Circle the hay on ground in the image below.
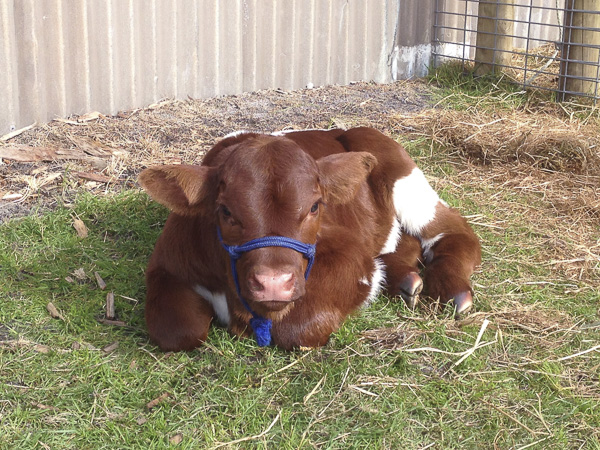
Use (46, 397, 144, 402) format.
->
(392, 108, 600, 175)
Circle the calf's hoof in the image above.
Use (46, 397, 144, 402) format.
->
(449, 291, 473, 316)
(394, 272, 423, 310)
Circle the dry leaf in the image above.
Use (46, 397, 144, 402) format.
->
(64, 276, 75, 283)
(0, 123, 35, 141)
(73, 268, 86, 280)
(146, 392, 170, 409)
(70, 136, 113, 157)
(73, 218, 88, 238)
(30, 166, 48, 175)
(37, 172, 62, 188)
(76, 171, 112, 183)
(54, 118, 82, 125)
(1, 193, 23, 201)
(94, 271, 107, 290)
(102, 341, 119, 353)
(33, 402, 58, 411)
(78, 111, 103, 122)
(136, 417, 147, 425)
(0, 145, 83, 162)
(46, 302, 64, 320)
(169, 433, 183, 445)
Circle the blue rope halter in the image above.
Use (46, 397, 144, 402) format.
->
(217, 227, 316, 346)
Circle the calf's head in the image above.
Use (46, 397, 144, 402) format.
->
(139, 134, 376, 317)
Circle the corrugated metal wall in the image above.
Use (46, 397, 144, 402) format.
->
(1, 0, 403, 134)
(0, 0, 562, 135)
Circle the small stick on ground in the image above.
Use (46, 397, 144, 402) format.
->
(319, 366, 351, 417)
(97, 318, 127, 327)
(106, 292, 115, 320)
(211, 411, 281, 449)
(262, 351, 312, 381)
(454, 319, 490, 367)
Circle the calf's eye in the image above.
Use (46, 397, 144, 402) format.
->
(310, 202, 319, 214)
(220, 205, 232, 217)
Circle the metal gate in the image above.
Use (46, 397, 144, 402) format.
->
(433, 0, 600, 102)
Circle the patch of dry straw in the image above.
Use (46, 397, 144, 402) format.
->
(392, 108, 600, 175)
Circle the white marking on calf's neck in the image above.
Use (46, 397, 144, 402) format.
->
(380, 217, 401, 255)
(364, 258, 386, 305)
(193, 285, 230, 325)
(392, 167, 441, 234)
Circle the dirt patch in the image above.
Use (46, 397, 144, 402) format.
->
(0, 80, 431, 222)
(0, 78, 598, 240)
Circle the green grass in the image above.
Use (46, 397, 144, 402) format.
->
(1, 72, 599, 447)
(2, 169, 598, 448)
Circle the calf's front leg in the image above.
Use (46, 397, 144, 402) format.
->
(146, 267, 214, 351)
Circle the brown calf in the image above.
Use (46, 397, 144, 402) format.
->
(139, 127, 481, 351)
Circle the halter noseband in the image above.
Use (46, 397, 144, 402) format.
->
(217, 227, 317, 346)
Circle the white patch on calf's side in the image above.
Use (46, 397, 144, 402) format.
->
(421, 233, 445, 263)
(193, 285, 230, 325)
(380, 217, 401, 255)
(392, 168, 440, 235)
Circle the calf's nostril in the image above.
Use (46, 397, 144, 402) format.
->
(248, 275, 265, 292)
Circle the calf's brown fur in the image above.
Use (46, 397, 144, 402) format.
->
(139, 128, 481, 351)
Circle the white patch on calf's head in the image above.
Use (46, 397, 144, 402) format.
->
(223, 130, 253, 139)
(193, 285, 229, 326)
(392, 168, 441, 234)
(271, 128, 338, 136)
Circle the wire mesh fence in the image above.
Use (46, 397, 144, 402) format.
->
(433, 0, 600, 103)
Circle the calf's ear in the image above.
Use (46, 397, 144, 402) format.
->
(317, 152, 377, 204)
(138, 165, 216, 215)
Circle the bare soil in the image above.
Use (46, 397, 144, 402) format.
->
(0, 80, 431, 223)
